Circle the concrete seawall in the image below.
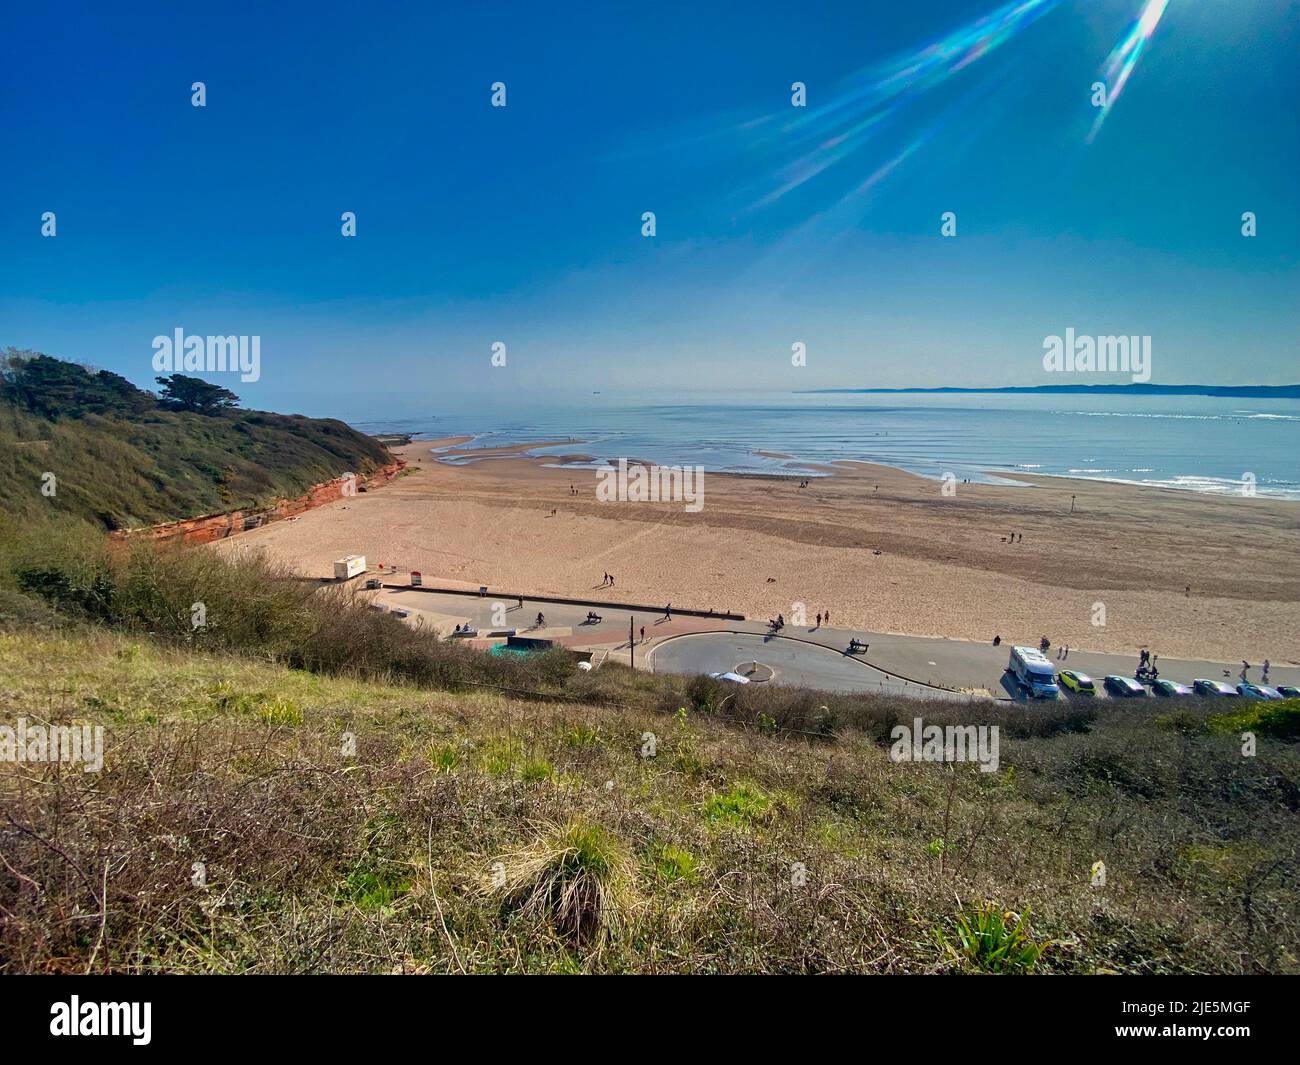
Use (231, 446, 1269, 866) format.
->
(387, 583, 745, 621)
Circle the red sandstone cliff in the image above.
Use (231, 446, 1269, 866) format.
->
(109, 461, 406, 547)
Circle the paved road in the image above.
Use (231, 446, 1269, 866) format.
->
(646, 631, 975, 700)
(373, 586, 1300, 700)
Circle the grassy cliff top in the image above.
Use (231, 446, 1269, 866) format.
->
(2, 618, 1296, 974)
(0, 350, 393, 530)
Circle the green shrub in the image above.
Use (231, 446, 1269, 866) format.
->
(648, 843, 698, 883)
(938, 903, 1051, 974)
(1204, 699, 1300, 742)
(701, 783, 771, 826)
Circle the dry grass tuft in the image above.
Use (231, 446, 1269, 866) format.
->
(483, 820, 640, 951)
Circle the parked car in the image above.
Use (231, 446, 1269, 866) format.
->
(1276, 685, 1300, 699)
(1238, 683, 1283, 700)
(1104, 675, 1147, 698)
(1193, 679, 1239, 697)
(709, 671, 751, 684)
(364, 578, 383, 589)
(1057, 670, 1096, 696)
(1151, 679, 1193, 698)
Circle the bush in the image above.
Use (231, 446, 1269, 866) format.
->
(1205, 699, 1300, 743)
(938, 902, 1052, 974)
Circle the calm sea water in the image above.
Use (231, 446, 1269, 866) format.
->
(353, 391, 1300, 500)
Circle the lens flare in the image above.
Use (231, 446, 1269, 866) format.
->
(747, 0, 1064, 210)
(1087, 0, 1172, 143)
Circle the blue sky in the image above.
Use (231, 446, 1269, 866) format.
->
(2, 0, 1297, 419)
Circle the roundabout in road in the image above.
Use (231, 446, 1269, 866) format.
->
(647, 630, 967, 699)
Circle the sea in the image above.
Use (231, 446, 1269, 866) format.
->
(352, 391, 1300, 501)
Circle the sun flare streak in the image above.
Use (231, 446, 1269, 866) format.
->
(741, 0, 1064, 210)
(1087, 0, 1172, 143)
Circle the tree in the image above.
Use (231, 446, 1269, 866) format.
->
(155, 374, 240, 414)
(1, 349, 156, 418)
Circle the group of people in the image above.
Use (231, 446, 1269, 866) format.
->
(1136, 648, 1160, 681)
(764, 610, 831, 630)
(1239, 659, 1271, 683)
(601, 572, 616, 587)
(584, 611, 603, 623)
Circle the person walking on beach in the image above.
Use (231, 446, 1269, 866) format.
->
(609, 575, 614, 587)
(664, 603, 672, 620)
(824, 610, 830, 625)
(1241, 660, 1250, 682)
(640, 625, 646, 644)
(1263, 659, 1271, 683)
(1062, 645, 1069, 660)
(815, 612, 822, 628)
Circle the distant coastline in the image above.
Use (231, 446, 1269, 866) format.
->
(803, 383, 1300, 398)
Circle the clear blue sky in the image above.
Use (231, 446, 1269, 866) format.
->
(2, 0, 1297, 419)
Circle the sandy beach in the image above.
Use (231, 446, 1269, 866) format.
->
(211, 437, 1300, 664)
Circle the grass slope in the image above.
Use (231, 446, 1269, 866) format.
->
(1, 355, 392, 530)
(2, 621, 1296, 974)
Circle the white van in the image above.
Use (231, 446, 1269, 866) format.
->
(333, 554, 366, 581)
(1008, 646, 1060, 699)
